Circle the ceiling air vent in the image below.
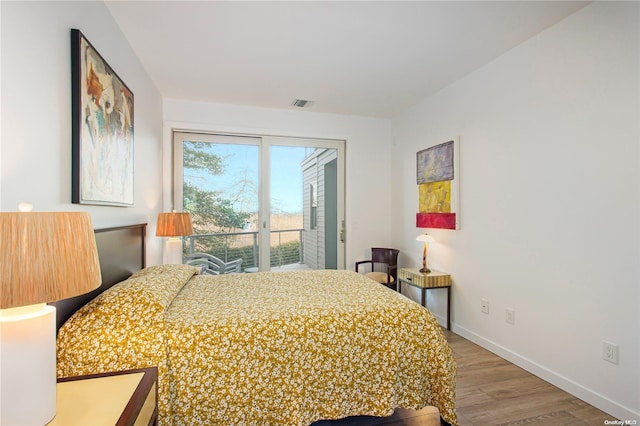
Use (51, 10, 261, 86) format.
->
(291, 99, 314, 108)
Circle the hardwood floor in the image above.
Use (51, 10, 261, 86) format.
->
(313, 329, 614, 425)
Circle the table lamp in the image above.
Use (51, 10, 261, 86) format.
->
(416, 233, 435, 273)
(156, 211, 193, 264)
(0, 209, 101, 425)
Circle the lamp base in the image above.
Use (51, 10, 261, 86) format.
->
(419, 267, 431, 273)
(163, 237, 184, 264)
(0, 304, 56, 426)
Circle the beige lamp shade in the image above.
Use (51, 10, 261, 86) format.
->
(156, 212, 193, 237)
(0, 212, 102, 309)
(416, 233, 435, 243)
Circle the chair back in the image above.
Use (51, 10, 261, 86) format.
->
(371, 247, 399, 282)
(371, 247, 399, 266)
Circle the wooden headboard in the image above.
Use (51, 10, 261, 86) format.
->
(51, 223, 147, 331)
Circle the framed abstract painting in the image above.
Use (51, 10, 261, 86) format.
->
(416, 138, 460, 230)
(71, 29, 134, 207)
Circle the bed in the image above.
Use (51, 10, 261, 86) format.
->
(55, 224, 457, 425)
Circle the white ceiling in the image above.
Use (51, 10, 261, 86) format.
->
(105, 1, 589, 119)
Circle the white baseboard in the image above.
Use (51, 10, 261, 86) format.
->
(451, 323, 640, 422)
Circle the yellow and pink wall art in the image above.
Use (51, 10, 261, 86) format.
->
(416, 139, 459, 230)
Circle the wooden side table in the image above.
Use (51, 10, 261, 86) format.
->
(398, 268, 452, 330)
(49, 367, 158, 426)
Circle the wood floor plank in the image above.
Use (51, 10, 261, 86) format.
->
(474, 375, 558, 400)
(455, 387, 496, 408)
(494, 410, 584, 425)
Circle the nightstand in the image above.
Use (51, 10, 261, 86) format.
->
(398, 268, 452, 330)
(49, 367, 157, 426)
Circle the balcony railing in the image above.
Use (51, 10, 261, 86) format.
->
(184, 228, 304, 271)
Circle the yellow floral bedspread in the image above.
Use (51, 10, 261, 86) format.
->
(57, 265, 457, 425)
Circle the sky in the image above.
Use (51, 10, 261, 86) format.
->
(271, 145, 308, 214)
(184, 142, 308, 214)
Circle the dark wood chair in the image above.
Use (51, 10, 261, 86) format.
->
(355, 247, 400, 290)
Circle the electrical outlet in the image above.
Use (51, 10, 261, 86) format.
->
(602, 341, 619, 364)
(481, 298, 489, 314)
(506, 308, 515, 325)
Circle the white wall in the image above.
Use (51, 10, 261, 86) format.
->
(3, 0, 637, 419)
(163, 99, 393, 268)
(1, 1, 164, 264)
(391, 2, 639, 420)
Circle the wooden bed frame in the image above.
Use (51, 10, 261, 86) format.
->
(51, 223, 147, 331)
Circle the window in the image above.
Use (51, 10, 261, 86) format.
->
(310, 183, 317, 230)
(173, 132, 345, 271)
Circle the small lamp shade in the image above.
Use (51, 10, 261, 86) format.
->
(416, 233, 435, 244)
(156, 212, 193, 237)
(0, 212, 102, 309)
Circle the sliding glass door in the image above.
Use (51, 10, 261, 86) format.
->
(174, 132, 344, 272)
